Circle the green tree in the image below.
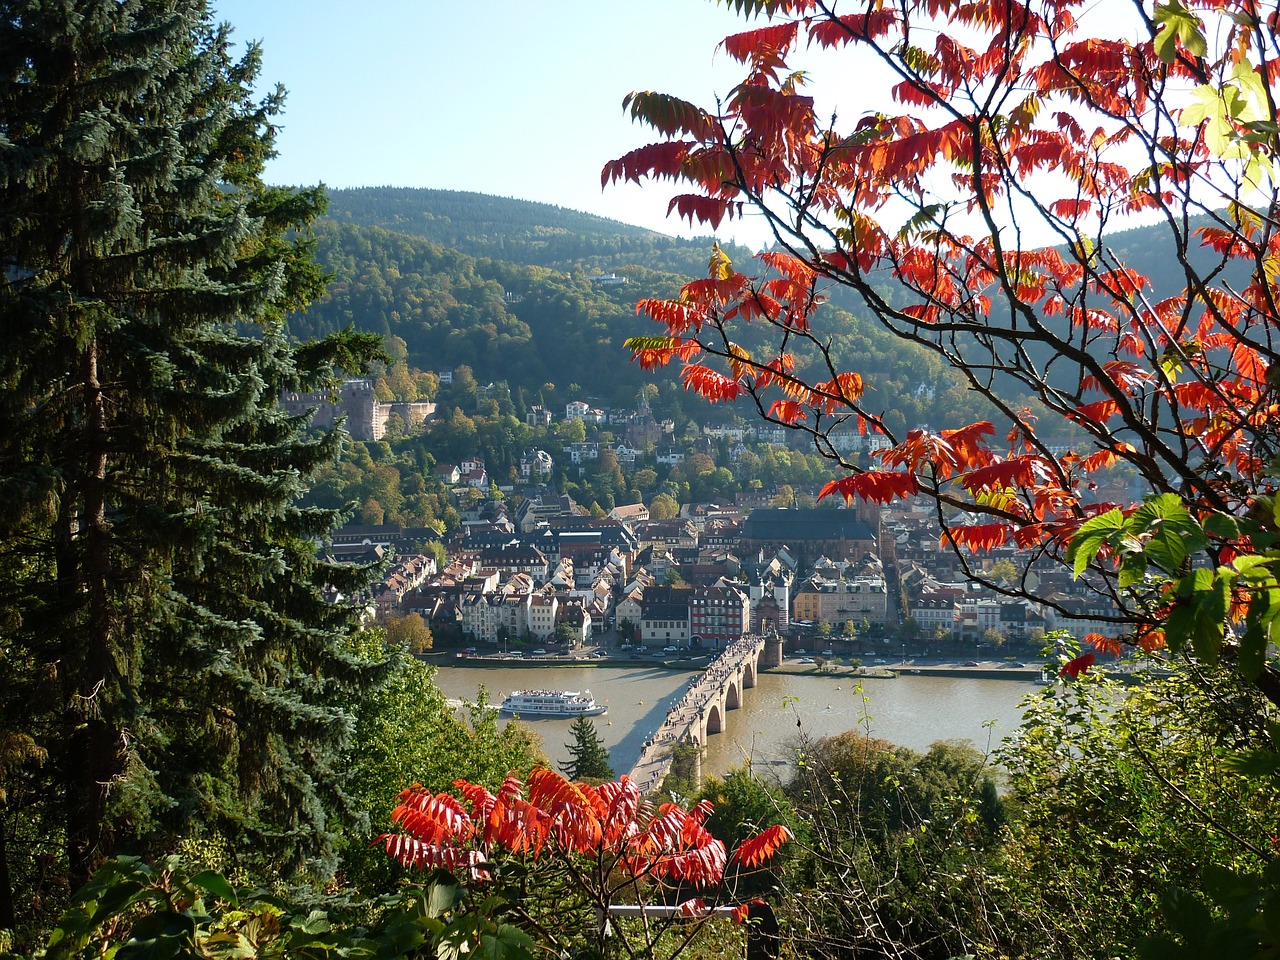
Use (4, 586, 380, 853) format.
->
(341, 642, 543, 895)
(558, 716, 614, 782)
(996, 669, 1279, 958)
(987, 559, 1018, 585)
(632, 468, 659, 495)
(782, 732, 1007, 958)
(385, 613, 434, 654)
(0, 0, 384, 929)
(648, 492, 680, 520)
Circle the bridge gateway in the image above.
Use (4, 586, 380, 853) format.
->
(626, 632, 783, 790)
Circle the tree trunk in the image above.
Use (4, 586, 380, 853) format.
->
(64, 338, 121, 892)
(0, 809, 14, 933)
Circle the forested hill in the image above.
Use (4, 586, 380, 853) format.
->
(289, 194, 992, 427)
(288, 218, 686, 404)
(322, 186, 749, 276)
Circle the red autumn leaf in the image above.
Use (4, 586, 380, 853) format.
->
(731, 824, 792, 868)
(681, 364, 745, 403)
(601, 141, 694, 187)
(677, 898, 710, 918)
(1136, 628, 1167, 653)
(958, 457, 1041, 493)
(819, 470, 920, 505)
(768, 399, 808, 424)
(667, 193, 741, 228)
(809, 10, 899, 46)
(1084, 633, 1124, 657)
(721, 22, 799, 65)
(636, 297, 707, 334)
(945, 523, 1012, 551)
(1059, 652, 1096, 679)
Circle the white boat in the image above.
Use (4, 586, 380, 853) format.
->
(499, 689, 607, 717)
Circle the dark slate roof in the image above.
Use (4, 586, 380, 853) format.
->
(641, 601, 691, 620)
(741, 508, 876, 542)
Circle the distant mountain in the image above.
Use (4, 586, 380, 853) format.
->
(323, 186, 748, 277)
(288, 216, 693, 406)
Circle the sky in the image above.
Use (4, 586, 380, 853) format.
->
(211, 1, 786, 250)
(211, 1, 1158, 254)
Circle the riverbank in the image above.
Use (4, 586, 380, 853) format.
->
(425, 651, 1049, 682)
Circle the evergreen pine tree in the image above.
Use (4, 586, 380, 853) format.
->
(0, 0, 385, 930)
(559, 716, 614, 782)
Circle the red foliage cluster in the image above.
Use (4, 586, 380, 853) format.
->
(377, 769, 791, 891)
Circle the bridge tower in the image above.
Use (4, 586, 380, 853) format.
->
(761, 630, 784, 668)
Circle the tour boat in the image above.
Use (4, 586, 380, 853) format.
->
(498, 689, 607, 717)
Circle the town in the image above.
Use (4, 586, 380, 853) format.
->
(305, 376, 1126, 659)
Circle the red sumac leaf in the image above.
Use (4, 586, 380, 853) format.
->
(732, 824, 792, 867)
(819, 471, 920, 505)
(1059, 651, 1095, 679)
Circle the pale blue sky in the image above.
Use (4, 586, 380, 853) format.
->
(212, 1, 775, 248)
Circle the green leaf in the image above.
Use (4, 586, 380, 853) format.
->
(45, 904, 98, 960)
(371, 908, 436, 960)
(1067, 508, 1126, 578)
(898, 203, 945, 240)
(1204, 513, 1240, 539)
(1118, 553, 1149, 589)
(475, 924, 537, 960)
(87, 880, 149, 931)
(116, 912, 197, 960)
(1161, 886, 1213, 946)
(1154, 0, 1207, 63)
(1168, 568, 1228, 662)
(292, 910, 333, 936)
(187, 871, 237, 908)
(1131, 494, 1205, 574)
(1238, 622, 1267, 681)
(1223, 747, 1280, 778)
(426, 881, 465, 919)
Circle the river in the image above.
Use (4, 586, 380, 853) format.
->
(426, 661, 1041, 778)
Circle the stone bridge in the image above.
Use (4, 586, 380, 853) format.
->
(627, 632, 783, 791)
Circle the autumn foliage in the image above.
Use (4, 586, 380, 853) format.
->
(609, 0, 1280, 697)
(378, 769, 790, 916)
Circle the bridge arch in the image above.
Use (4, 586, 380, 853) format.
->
(705, 701, 723, 735)
(724, 678, 741, 710)
(742, 657, 757, 689)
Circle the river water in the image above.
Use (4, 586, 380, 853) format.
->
(427, 662, 1041, 778)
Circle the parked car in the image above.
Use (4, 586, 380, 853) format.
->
(798, 657, 815, 664)
(822, 649, 835, 656)
(663, 645, 681, 653)
(964, 660, 980, 666)
(532, 648, 547, 655)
